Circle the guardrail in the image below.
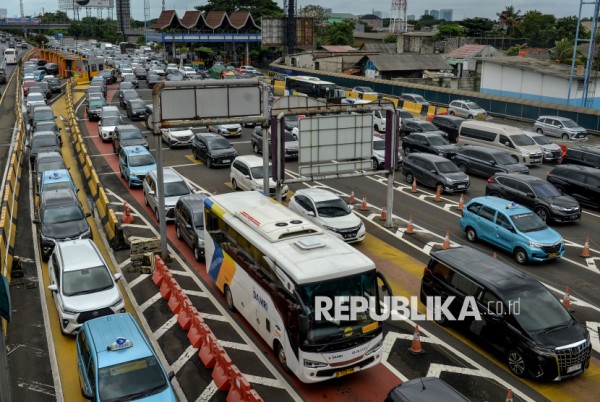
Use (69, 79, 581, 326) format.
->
(65, 79, 128, 251)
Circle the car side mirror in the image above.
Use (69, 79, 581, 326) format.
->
(114, 273, 122, 281)
(307, 211, 315, 217)
(244, 175, 250, 179)
(148, 190, 154, 196)
(85, 212, 92, 218)
(489, 161, 496, 166)
(32, 219, 41, 224)
(48, 284, 58, 292)
(430, 169, 437, 174)
(347, 204, 354, 210)
(185, 223, 192, 230)
(526, 192, 535, 198)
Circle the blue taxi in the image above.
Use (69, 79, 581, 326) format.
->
(76, 313, 177, 401)
(459, 196, 565, 265)
(39, 169, 77, 195)
(118, 146, 157, 188)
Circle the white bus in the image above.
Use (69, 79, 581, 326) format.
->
(3, 48, 17, 65)
(203, 191, 390, 383)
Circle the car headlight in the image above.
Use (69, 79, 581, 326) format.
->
(438, 152, 445, 156)
(322, 225, 339, 233)
(40, 234, 56, 245)
(445, 177, 454, 183)
(550, 204, 569, 212)
(304, 359, 328, 369)
(197, 238, 205, 247)
(531, 344, 556, 357)
(366, 338, 383, 355)
(63, 306, 78, 314)
(529, 240, 545, 248)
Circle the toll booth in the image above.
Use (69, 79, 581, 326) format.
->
(37, 49, 105, 83)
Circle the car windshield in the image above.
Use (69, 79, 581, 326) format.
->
(315, 197, 351, 217)
(38, 161, 66, 172)
(34, 110, 54, 121)
(532, 135, 551, 145)
(130, 100, 146, 108)
(43, 204, 83, 224)
(120, 82, 133, 90)
(90, 100, 106, 107)
(530, 182, 562, 197)
(47, 78, 59, 86)
(164, 181, 190, 197)
(428, 136, 449, 146)
(494, 153, 516, 165)
(285, 115, 299, 126)
(124, 92, 139, 100)
(120, 130, 142, 140)
(28, 93, 45, 102)
(511, 134, 536, 146)
(466, 102, 481, 109)
(250, 165, 273, 179)
(207, 138, 231, 151)
(102, 117, 122, 126)
(98, 356, 167, 402)
(420, 122, 438, 131)
(506, 286, 571, 333)
(510, 213, 547, 232)
(561, 119, 579, 128)
(412, 95, 426, 103)
(62, 266, 113, 296)
(435, 161, 460, 173)
(373, 140, 385, 151)
(284, 132, 296, 142)
(42, 182, 72, 192)
(129, 154, 155, 167)
(355, 87, 373, 92)
(32, 135, 57, 148)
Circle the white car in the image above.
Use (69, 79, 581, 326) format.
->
(179, 66, 196, 77)
(239, 65, 257, 74)
(98, 115, 124, 142)
(209, 123, 242, 137)
(26, 92, 47, 114)
(230, 155, 288, 200)
(143, 168, 193, 222)
(448, 100, 487, 120)
(372, 136, 402, 170)
(161, 127, 194, 148)
(47, 239, 125, 335)
(288, 188, 366, 243)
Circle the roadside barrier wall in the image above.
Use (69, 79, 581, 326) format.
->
(65, 79, 128, 250)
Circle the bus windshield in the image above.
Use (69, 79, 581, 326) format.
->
(297, 271, 380, 350)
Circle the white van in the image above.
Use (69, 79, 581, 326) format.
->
(458, 121, 543, 165)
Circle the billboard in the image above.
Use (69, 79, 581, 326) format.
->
(75, 0, 114, 7)
(261, 17, 314, 47)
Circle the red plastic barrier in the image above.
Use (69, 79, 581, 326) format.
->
(187, 315, 208, 348)
(177, 299, 196, 331)
(167, 283, 186, 314)
(226, 365, 253, 402)
(212, 345, 233, 392)
(199, 332, 217, 368)
(159, 271, 175, 299)
(247, 390, 263, 402)
(151, 257, 166, 286)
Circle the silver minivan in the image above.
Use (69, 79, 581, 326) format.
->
(143, 168, 193, 222)
(533, 116, 588, 141)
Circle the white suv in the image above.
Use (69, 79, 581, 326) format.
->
(230, 155, 288, 200)
(143, 167, 193, 222)
(48, 239, 125, 335)
(448, 100, 487, 120)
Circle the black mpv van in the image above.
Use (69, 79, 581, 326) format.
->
(420, 246, 591, 381)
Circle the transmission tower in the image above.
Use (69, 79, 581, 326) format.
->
(144, 0, 150, 43)
(389, 0, 407, 34)
(283, 0, 297, 56)
(162, 0, 165, 11)
(19, 0, 24, 19)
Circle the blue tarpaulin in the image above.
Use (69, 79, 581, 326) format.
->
(0, 275, 10, 322)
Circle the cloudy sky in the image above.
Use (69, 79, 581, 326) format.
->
(4, 1, 584, 21)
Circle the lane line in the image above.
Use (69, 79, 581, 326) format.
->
(128, 273, 150, 288)
(153, 315, 178, 339)
(193, 381, 217, 402)
(139, 293, 163, 313)
(171, 345, 198, 375)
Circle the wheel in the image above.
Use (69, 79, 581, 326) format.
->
(466, 227, 477, 242)
(534, 207, 549, 222)
(128, 179, 133, 189)
(193, 149, 199, 160)
(193, 245, 202, 262)
(507, 349, 528, 377)
(168, 138, 173, 149)
(224, 285, 235, 311)
(406, 173, 414, 184)
(253, 143, 260, 154)
(206, 158, 212, 169)
(562, 133, 569, 140)
(434, 306, 449, 325)
(514, 248, 528, 265)
(449, 111, 455, 116)
(155, 208, 160, 222)
(275, 341, 291, 373)
(176, 224, 182, 240)
(127, 111, 131, 119)
(404, 146, 411, 156)
(536, 128, 543, 135)
(112, 144, 117, 153)
(232, 178, 239, 190)
(467, 115, 474, 119)
(457, 163, 468, 173)
(119, 167, 124, 178)
(374, 124, 380, 132)
(371, 158, 378, 170)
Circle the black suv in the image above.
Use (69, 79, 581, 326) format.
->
(486, 173, 580, 223)
(98, 69, 117, 84)
(420, 246, 591, 381)
(561, 145, 600, 168)
(402, 153, 469, 193)
(33, 189, 92, 261)
(402, 132, 457, 159)
(113, 124, 148, 153)
(0, 68, 7, 85)
(175, 193, 212, 261)
(454, 145, 529, 177)
(191, 132, 238, 168)
(399, 119, 448, 139)
(431, 115, 465, 143)
(547, 165, 600, 209)
(43, 63, 59, 75)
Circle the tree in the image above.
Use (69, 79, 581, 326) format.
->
(518, 10, 556, 47)
(555, 16, 587, 41)
(460, 17, 494, 37)
(434, 23, 467, 40)
(497, 5, 522, 37)
(384, 34, 397, 44)
(326, 21, 354, 45)
(195, 0, 282, 19)
(548, 38, 581, 64)
(32, 34, 49, 46)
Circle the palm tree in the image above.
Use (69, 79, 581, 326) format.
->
(548, 38, 583, 65)
(497, 6, 522, 37)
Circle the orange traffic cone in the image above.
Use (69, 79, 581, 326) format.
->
(442, 230, 450, 249)
(408, 325, 425, 355)
(406, 214, 415, 235)
(122, 202, 134, 224)
(505, 389, 514, 402)
(349, 190, 355, 204)
(360, 194, 368, 211)
(411, 177, 417, 193)
(380, 203, 387, 221)
(458, 193, 465, 210)
(580, 235, 590, 258)
(562, 286, 572, 311)
(435, 185, 442, 202)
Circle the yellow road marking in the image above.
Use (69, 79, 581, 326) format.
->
(184, 154, 202, 165)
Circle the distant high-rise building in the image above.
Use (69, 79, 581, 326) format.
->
(407, 15, 415, 21)
(430, 10, 440, 19)
(424, 10, 429, 16)
(0, 8, 7, 19)
(440, 9, 453, 21)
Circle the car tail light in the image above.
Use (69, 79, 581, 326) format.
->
(424, 266, 433, 276)
(487, 177, 494, 183)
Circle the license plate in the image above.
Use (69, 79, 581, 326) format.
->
(229, 131, 237, 135)
(336, 367, 355, 378)
(457, 184, 466, 189)
(571, 215, 579, 220)
(548, 252, 558, 258)
(532, 158, 541, 162)
(567, 363, 581, 373)
(362, 322, 379, 333)
(222, 159, 230, 163)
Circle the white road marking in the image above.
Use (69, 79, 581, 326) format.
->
(243, 374, 285, 388)
(128, 273, 150, 288)
(586, 322, 600, 354)
(153, 315, 178, 339)
(219, 340, 253, 352)
(139, 293, 163, 312)
(171, 345, 198, 374)
(16, 380, 56, 397)
(118, 258, 131, 269)
(194, 380, 218, 402)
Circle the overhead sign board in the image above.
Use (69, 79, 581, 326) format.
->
(261, 17, 314, 47)
(75, 0, 114, 7)
(159, 79, 262, 122)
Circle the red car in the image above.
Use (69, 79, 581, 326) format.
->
(22, 80, 36, 96)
